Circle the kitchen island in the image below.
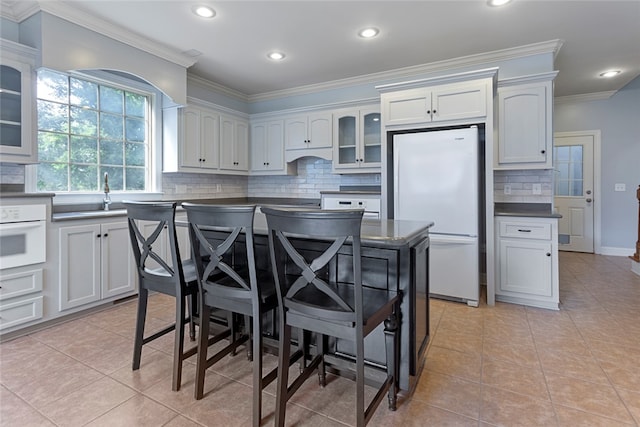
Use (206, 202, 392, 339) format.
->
(197, 209, 433, 393)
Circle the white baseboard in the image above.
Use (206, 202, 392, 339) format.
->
(632, 260, 640, 277)
(598, 246, 635, 257)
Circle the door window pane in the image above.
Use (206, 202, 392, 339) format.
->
(554, 144, 584, 197)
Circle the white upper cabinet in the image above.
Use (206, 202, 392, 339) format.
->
(250, 120, 296, 175)
(163, 105, 220, 172)
(0, 40, 38, 163)
(220, 113, 249, 172)
(284, 112, 333, 161)
(495, 72, 557, 170)
(381, 81, 487, 127)
(332, 107, 381, 173)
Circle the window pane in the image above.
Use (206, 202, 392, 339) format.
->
(100, 113, 123, 140)
(571, 180, 583, 197)
(38, 101, 68, 133)
(70, 136, 98, 163)
(37, 69, 68, 103)
(125, 142, 145, 166)
(70, 78, 97, 108)
(125, 167, 145, 190)
(125, 117, 145, 142)
(70, 106, 98, 136)
(571, 146, 583, 162)
(37, 163, 68, 191)
(102, 166, 123, 191)
(38, 132, 68, 162)
(572, 162, 583, 180)
(100, 140, 124, 165)
(556, 162, 569, 181)
(555, 146, 570, 162)
(125, 92, 145, 117)
(70, 164, 98, 191)
(100, 86, 123, 114)
(556, 180, 569, 196)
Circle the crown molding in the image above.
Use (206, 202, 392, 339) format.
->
(248, 40, 564, 102)
(497, 71, 559, 87)
(33, 0, 197, 68)
(187, 74, 249, 103)
(0, 1, 39, 22)
(554, 91, 617, 105)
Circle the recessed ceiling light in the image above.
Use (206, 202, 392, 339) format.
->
(599, 70, 621, 78)
(358, 27, 379, 38)
(267, 52, 286, 61)
(192, 5, 216, 18)
(487, 0, 512, 6)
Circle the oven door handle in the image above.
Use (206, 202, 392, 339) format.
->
(0, 221, 45, 232)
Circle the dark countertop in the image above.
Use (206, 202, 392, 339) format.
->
(0, 192, 55, 199)
(51, 197, 320, 221)
(494, 203, 562, 219)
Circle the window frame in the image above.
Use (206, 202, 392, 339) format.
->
(26, 69, 164, 203)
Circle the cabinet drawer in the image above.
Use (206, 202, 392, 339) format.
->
(499, 221, 551, 240)
(0, 295, 43, 330)
(0, 268, 43, 301)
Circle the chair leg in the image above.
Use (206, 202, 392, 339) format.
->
(195, 304, 211, 400)
(252, 311, 262, 427)
(317, 334, 326, 387)
(298, 328, 307, 373)
(187, 293, 196, 341)
(275, 321, 291, 427)
(132, 287, 149, 371)
(172, 295, 187, 391)
(384, 311, 399, 411)
(356, 331, 365, 427)
(229, 312, 238, 356)
(245, 314, 253, 361)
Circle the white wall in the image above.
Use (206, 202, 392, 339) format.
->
(554, 76, 640, 251)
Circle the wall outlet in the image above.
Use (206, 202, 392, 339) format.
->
(532, 183, 542, 195)
(614, 183, 626, 192)
(216, 183, 222, 192)
(504, 184, 512, 195)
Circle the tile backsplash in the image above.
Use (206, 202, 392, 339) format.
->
(493, 169, 554, 203)
(0, 163, 25, 185)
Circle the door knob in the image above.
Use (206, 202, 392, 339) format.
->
(586, 190, 592, 195)
(586, 198, 592, 203)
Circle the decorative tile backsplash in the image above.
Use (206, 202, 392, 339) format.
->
(0, 163, 25, 185)
(493, 169, 554, 203)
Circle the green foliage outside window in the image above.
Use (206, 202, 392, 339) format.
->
(36, 69, 148, 192)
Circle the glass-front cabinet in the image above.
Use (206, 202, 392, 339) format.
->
(332, 106, 381, 173)
(0, 39, 37, 163)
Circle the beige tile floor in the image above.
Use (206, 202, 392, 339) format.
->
(1, 252, 639, 426)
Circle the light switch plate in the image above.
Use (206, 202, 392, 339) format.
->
(504, 184, 512, 195)
(615, 183, 626, 192)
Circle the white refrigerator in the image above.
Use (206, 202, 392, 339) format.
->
(393, 127, 480, 306)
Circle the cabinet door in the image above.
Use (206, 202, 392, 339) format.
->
(361, 109, 381, 167)
(265, 120, 284, 170)
(250, 122, 269, 171)
(180, 107, 203, 169)
(284, 116, 308, 150)
(101, 222, 135, 299)
(498, 85, 549, 166)
(307, 113, 332, 149)
(0, 59, 36, 162)
(381, 88, 431, 126)
(220, 116, 248, 171)
(59, 224, 101, 310)
(498, 239, 552, 297)
(333, 110, 358, 169)
(432, 83, 487, 122)
(200, 109, 220, 169)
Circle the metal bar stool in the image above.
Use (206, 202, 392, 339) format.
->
(124, 201, 198, 392)
(182, 203, 279, 427)
(263, 207, 399, 427)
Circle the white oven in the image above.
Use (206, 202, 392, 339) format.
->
(0, 205, 46, 270)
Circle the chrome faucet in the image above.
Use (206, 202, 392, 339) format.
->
(103, 172, 112, 211)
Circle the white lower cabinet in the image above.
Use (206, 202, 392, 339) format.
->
(495, 216, 559, 310)
(59, 221, 135, 311)
(0, 267, 44, 331)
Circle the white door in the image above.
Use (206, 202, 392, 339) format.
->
(554, 132, 595, 253)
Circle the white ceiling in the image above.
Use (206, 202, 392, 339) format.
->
(5, 1, 640, 100)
